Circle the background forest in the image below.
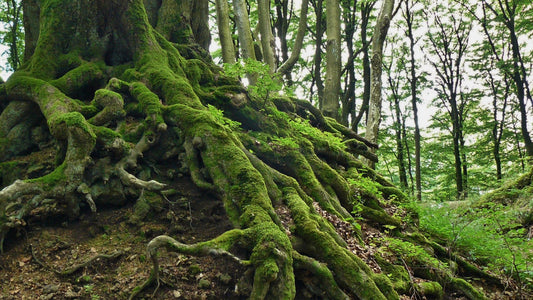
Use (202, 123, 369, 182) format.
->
(0, 0, 531, 298)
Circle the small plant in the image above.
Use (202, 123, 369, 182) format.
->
(417, 201, 533, 291)
(347, 173, 383, 201)
(207, 104, 241, 130)
(271, 136, 299, 150)
(83, 284, 100, 300)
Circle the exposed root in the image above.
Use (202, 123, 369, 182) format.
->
(130, 232, 248, 299)
(292, 252, 349, 300)
(31, 244, 123, 276)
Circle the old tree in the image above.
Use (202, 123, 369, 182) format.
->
(0, 1, 500, 299)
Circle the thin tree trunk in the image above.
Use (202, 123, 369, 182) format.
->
(312, 0, 325, 108)
(340, 0, 357, 127)
(323, 0, 341, 120)
(404, 0, 422, 201)
(351, 1, 375, 132)
(277, 0, 309, 76)
(257, 0, 276, 71)
(215, 0, 236, 64)
(364, 0, 395, 168)
(233, 0, 257, 83)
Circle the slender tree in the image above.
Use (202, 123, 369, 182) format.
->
(364, 0, 396, 168)
(403, 0, 423, 200)
(425, 4, 472, 199)
(0, 0, 23, 71)
(323, 0, 341, 120)
(311, 0, 326, 107)
(257, 0, 276, 71)
(481, 0, 533, 161)
(215, 0, 236, 64)
(276, 0, 309, 77)
(351, 1, 376, 131)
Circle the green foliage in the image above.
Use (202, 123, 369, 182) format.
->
(418, 200, 533, 289)
(348, 173, 383, 201)
(0, 0, 23, 72)
(223, 58, 282, 101)
(380, 237, 446, 270)
(271, 136, 299, 150)
(206, 104, 241, 130)
(289, 118, 344, 150)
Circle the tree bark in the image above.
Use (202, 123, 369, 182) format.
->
(323, 0, 341, 120)
(257, 0, 276, 71)
(363, 0, 395, 168)
(312, 0, 325, 108)
(215, 0, 236, 64)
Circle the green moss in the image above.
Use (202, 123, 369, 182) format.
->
(130, 192, 163, 223)
(130, 82, 164, 125)
(371, 273, 400, 300)
(52, 112, 96, 140)
(416, 281, 443, 299)
(375, 255, 410, 294)
(185, 59, 214, 86)
(381, 237, 445, 271)
(27, 162, 67, 187)
(50, 62, 104, 99)
(283, 187, 389, 300)
(361, 206, 402, 227)
(450, 278, 486, 300)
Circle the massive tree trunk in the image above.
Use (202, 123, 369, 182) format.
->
(0, 1, 492, 299)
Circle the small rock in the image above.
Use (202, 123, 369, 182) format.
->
(42, 284, 59, 294)
(198, 278, 211, 289)
(39, 294, 55, 300)
(172, 290, 182, 298)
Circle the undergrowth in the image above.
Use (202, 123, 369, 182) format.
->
(417, 199, 533, 292)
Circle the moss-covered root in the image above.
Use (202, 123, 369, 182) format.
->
(292, 252, 350, 300)
(284, 187, 397, 300)
(450, 278, 487, 300)
(130, 231, 248, 299)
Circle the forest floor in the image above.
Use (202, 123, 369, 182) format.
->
(0, 147, 528, 299)
(0, 176, 247, 300)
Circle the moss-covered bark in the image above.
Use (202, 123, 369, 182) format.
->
(0, 1, 495, 299)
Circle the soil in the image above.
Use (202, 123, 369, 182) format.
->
(0, 176, 247, 300)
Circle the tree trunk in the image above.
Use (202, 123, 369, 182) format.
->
(215, 0, 236, 64)
(351, 1, 375, 132)
(257, 0, 276, 71)
(404, 0, 422, 201)
(363, 0, 395, 168)
(312, 0, 325, 108)
(323, 0, 341, 120)
(233, 0, 258, 84)
(233, 0, 256, 63)
(276, 0, 309, 77)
